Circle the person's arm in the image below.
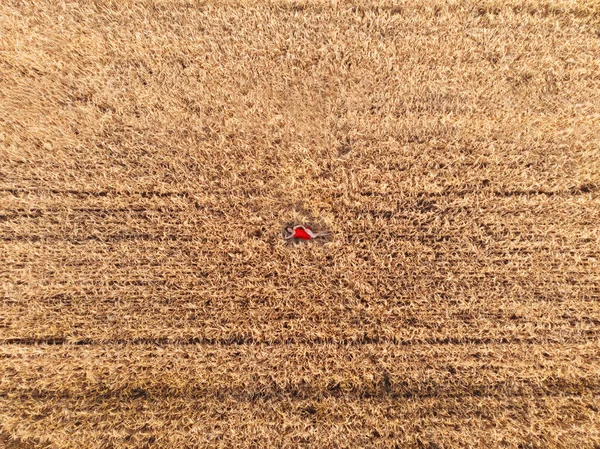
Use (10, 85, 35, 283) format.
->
(284, 227, 296, 239)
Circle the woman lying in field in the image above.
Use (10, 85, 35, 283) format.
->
(284, 225, 327, 241)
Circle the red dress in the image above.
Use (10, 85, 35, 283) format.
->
(293, 226, 312, 240)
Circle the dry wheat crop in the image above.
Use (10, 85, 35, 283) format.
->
(1, 0, 600, 447)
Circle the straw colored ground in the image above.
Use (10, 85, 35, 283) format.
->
(1, 0, 600, 447)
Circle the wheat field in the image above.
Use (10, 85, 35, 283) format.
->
(1, 0, 600, 447)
